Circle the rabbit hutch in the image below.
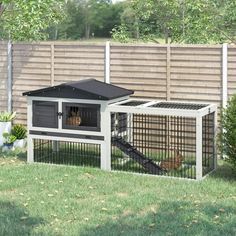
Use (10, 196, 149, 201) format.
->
(23, 79, 217, 180)
(23, 79, 133, 171)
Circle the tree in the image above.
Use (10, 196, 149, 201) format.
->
(112, 0, 236, 44)
(0, 0, 64, 41)
(53, 0, 123, 40)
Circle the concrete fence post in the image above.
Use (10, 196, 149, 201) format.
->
(166, 45, 171, 101)
(50, 42, 55, 86)
(105, 41, 110, 84)
(7, 41, 12, 113)
(222, 43, 228, 109)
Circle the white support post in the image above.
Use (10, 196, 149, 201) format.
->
(222, 43, 228, 109)
(101, 107, 111, 171)
(27, 98, 34, 163)
(52, 141, 59, 152)
(127, 113, 133, 143)
(105, 41, 110, 84)
(196, 116, 203, 180)
(214, 111, 218, 170)
(7, 41, 12, 113)
(27, 135, 34, 163)
(58, 101, 62, 130)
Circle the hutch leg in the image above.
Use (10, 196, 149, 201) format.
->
(196, 116, 203, 180)
(27, 136, 34, 163)
(52, 140, 59, 152)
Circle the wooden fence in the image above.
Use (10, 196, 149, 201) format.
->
(0, 41, 235, 124)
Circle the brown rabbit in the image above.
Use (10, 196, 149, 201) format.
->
(66, 111, 82, 126)
(160, 149, 183, 171)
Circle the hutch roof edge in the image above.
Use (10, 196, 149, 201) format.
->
(22, 78, 134, 100)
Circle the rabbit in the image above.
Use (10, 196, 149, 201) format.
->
(66, 111, 82, 126)
(160, 149, 184, 171)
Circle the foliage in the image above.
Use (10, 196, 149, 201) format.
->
(11, 124, 27, 140)
(0, 111, 16, 122)
(49, 0, 124, 40)
(112, 0, 236, 44)
(220, 94, 236, 169)
(0, 0, 64, 41)
(111, 24, 131, 43)
(2, 132, 16, 144)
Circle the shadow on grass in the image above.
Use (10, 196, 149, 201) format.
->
(210, 161, 236, 181)
(80, 201, 236, 236)
(0, 201, 44, 236)
(0, 148, 27, 162)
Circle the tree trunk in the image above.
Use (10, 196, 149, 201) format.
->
(134, 16, 139, 39)
(164, 28, 169, 44)
(85, 24, 90, 39)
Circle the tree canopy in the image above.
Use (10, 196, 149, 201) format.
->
(50, 0, 124, 40)
(111, 0, 236, 44)
(0, 0, 64, 41)
(0, 0, 235, 43)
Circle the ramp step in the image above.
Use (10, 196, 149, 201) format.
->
(112, 136, 164, 174)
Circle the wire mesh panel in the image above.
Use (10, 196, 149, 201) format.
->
(150, 102, 207, 110)
(34, 139, 100, 168)
(202, 112, 215, 176)
(111, 113, 197, 179)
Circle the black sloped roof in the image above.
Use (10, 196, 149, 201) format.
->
(23, 79, 134, 100)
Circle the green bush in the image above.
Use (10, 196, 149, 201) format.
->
(11, 124, 27, 140)
(220, 94, 236, 169)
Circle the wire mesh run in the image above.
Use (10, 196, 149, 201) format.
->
(202, 112, 215, 176)
(33, 139, 100, 168)
(111, 113, 197, 179)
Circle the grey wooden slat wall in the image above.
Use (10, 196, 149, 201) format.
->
(0, 41, 8, 112)
(2, 41, 235, 124)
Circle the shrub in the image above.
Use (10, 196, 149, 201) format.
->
(11, 124, 27, 140)
(220, 94, 236, 169)
(0, 111, 16, 122)
(2, 132, 17, 144)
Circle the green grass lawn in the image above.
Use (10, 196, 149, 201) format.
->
(0, 150, 236, 236)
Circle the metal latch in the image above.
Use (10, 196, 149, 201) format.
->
(57, 112, 63, 119)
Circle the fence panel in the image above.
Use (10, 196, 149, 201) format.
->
(53, 42, 105, 85)
(12, 43, 52, 124)
(0, 41, 8, 112)
(170, 46, 222, 107)
(110, 44, 168, 100)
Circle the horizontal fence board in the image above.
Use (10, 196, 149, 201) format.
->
(171, 61, 221, 68)
(54, 58, 104, 64)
